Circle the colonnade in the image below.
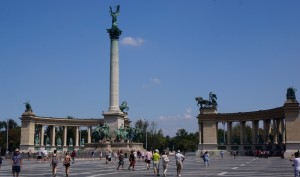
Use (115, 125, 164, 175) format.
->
(35, 125, 93, 147)
(207, 118, 286, 145)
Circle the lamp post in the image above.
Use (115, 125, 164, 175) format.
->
(6, 119, 9, 154)
(222, 122, 226, 144)
(145, 128, 148, 150)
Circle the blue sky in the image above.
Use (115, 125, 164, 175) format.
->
(1, 0, 299, 137)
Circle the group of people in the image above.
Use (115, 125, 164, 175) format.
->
(7, 148, 186, 177)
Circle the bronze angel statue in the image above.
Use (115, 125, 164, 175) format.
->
(109, 5, 120, 28)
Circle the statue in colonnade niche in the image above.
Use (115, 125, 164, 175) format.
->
(69, 138, 73, 146)
(56, 137, 62, 146)
(34, 134, 39, 145)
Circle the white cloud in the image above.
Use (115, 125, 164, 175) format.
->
(158, 107, 194, 121)
(121, 36, 144, 46)
(183, 107, 193, 120)
(151, 78, 161, 84)
(142, 78, 161, 89)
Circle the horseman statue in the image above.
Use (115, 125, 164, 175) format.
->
(24, 102, 33, 113)
(119, 101, 129, 114)
(195, 92, 218, 108)
(286, 87, 297, 100)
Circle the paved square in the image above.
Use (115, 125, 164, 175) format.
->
(0, 155, 294, 177)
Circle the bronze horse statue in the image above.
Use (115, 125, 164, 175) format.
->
(195, 92, 218, 108)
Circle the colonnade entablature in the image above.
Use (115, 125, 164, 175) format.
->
(198, 107, 285, 122)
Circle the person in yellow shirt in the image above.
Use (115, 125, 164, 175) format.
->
(152, 149, 161, 176)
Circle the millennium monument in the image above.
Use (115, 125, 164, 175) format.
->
(196, 87, 300, 158)
(19, 5, 143, 153)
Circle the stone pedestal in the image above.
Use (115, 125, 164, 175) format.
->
(20, 111, 36, 152)
(103, 111, 125, 140)
(198, 107, 218, 151)
(283, 101, 300, 158)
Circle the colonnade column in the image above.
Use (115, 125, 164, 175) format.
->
(75, 126, 79, 146)
(40, 125, 44, 146)
(63, 126, 67, 146)
(264, 119, 271, 143)
(273, 119, 278, 144)
(252, 120, 259, 144)
(281, 118, 286, 143)
(240, 121, 246, 144)
(87, 126, 91, 144)
(51, 126, 56, 146)
(227, 122, 232, 144)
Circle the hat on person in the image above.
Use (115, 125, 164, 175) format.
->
(15, 148, 19, 152)
(177, 150, 180, 153)
(155, 149, 159, 152)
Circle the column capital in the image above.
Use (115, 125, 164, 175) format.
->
(107, 27, 122, 39)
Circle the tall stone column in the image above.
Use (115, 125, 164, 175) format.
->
(87, 126, 91, 144)
(227, 122, 232, 144)
(107, 28, 122, 112)
(103, 22, 125, 139)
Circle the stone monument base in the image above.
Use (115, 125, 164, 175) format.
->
(84, 142, 144, 153)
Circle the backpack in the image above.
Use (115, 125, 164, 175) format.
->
(52, 154, 58, 165)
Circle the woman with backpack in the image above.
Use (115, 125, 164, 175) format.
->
(63, 152, 71, 177)
(117, 150, 124, 170)
(50, 150, 58, 177)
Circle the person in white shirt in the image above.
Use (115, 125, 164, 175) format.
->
(161, 151, 169, 177)
(290, 151, 300, 177)
(175, 150, 185, 177)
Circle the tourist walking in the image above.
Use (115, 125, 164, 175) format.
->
(50, 150, 59, 177)
(233, 150, 237, 159)
(106, 151, 111, 164)
(27, 150, 31, 161)
(11, 148, 22, 177)
(290, 151, 300, 177)
(128, 150, 136, 170)
(145, 149, 152, 170)
(175, 150, 185, 177)
(161, 151, 169, 177)
(153, 149, 160, 176)
(36, 150, 42, 162)
(99, 150, 103, 160)
(220, 151, 224, 159)
(203, 151, 210, 167)
(63, 152, 71, 177)
(91, 150, 95, 159)
(71, 150, 76, 164)
(117, 150, 125, 170)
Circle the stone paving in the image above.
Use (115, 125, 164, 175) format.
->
(0, 155, 295, 177)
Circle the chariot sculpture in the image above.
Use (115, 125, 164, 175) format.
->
(195, 92, 218, 108)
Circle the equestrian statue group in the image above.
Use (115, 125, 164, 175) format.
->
(195, 92, 218, 109)
(92, 100, 142, 143)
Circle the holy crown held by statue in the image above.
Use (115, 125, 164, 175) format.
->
(195, 92, 218, 109)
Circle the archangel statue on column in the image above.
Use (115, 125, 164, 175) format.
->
(109, 5, 120, 29)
